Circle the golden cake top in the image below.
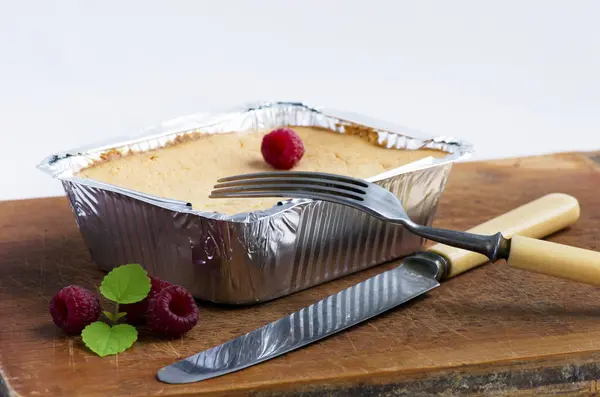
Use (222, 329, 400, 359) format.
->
(76, 126, 447, 214)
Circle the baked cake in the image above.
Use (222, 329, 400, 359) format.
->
(76, 126, 447, 214)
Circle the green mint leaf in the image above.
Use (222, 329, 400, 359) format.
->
(116, 312, 127, 321)
(81, 322, 138, 357)
(99, 263, 151, 304)
(103, 311, 116, 322)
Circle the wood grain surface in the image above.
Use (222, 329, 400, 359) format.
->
(1, 151, 600, 397)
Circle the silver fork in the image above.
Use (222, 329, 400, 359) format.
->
(210, 171, 511, 263)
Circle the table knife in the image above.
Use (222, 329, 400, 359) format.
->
(158, 193, 582, 384)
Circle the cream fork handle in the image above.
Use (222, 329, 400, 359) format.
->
(427, 193, 581, 278)
(507, 236, 600, 286)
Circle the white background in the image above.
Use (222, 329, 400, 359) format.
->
(1, 0, 599, 201)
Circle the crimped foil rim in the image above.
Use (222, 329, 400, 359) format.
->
(37, 101, 474, 223)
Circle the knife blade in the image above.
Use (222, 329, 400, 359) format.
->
(158, 254, 441, 384)
(158, 193, 580, 384)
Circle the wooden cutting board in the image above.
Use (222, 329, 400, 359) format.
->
(2, 151, 600, 397)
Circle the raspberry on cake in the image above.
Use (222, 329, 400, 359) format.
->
(261, 128, 305, 170)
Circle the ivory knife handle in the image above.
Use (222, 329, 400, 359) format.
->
(507, 235, 600, 285)
(427, 193, 581, 278)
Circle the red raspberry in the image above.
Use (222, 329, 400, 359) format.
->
(121, 275, 172, 324)
(146, 285, 199, 337)
(49, 285, 101, 334)
(261, 128, 305, 170)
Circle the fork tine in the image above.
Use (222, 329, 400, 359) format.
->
(214, 177, 367, 195)
(216, 171, 369, 188)
(211, 184, 365, 201)
(209, 191, 340, 201)
(209, 190, 374, 214)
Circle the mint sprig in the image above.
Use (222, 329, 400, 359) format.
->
(82, 263, 151, 357)
(103, 311, 127, 322)
(82, 322, 138, 357)
(100, 263, 151, 304)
